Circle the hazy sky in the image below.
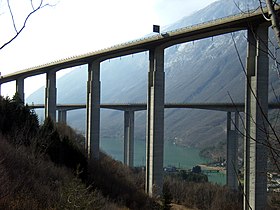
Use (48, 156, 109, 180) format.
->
(0, 0, 217, 97)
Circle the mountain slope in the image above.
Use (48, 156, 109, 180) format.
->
(27, 0, 280, 148)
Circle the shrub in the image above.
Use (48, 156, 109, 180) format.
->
(0, 96, 39, 145)
(162, 183, 172, 210)
(164, 176, 242, 210)
(57, 176, 119, 210)
(176, 170, 208, 182)
(87, 154, 159, 210)
(0, 137, 68, 209)
(36, 118, 87, 180)
(268, 192, 280, 210)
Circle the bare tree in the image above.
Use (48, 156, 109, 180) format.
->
(259, 0, 280, 46)
(230, 6, 280, 207)
(0, 0, 53, 50)
(235, 0, 280, 47)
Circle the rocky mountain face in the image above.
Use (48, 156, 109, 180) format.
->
(27, 0, 280, 148)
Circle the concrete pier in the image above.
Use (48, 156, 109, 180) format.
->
(124, 110, 135, 167)
(226, 112, 239, 190)
(145, 47, 165, 197)
(45, 71, 57, 120)
(16, 77, 24, 103)
(58, 110, 67, 124)
(86, 61, 101, 159)
(244, 24, 269, 210)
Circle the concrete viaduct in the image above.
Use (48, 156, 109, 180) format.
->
(0, 6, 278, 209)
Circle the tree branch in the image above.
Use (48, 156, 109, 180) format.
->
(7, 0, 18, 33)
(266, 0, 280, 46)
(0, 0, 51, 50)
(30, 0, 35, 10)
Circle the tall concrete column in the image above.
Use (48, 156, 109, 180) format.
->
(86, 61, 100, 159)
(226, 112, 238, 190)
(124, 110, 135, 167)
(58, 110, 67, 124)
(45, 70, 57, 121)
(145, 47, 165, 197)
(16, 77, 24, 103)
(244, 23, 269, 210)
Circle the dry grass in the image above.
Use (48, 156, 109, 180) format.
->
(87, 153, 159, 210)
(164, 176, 242, 210)
(170, 203, 195, 210)
(0, 135, 124, 210)
(0, 135, 67, 209)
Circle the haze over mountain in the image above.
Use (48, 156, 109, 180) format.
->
(27, 0, 280, 148)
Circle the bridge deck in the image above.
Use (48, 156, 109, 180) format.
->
(0, 7, 276, 83)
(29, 102, 280, 112)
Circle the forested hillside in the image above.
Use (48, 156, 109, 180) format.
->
(0, 95, 251, 209)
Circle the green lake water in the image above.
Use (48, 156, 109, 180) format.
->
(100, 138, 226, 185)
